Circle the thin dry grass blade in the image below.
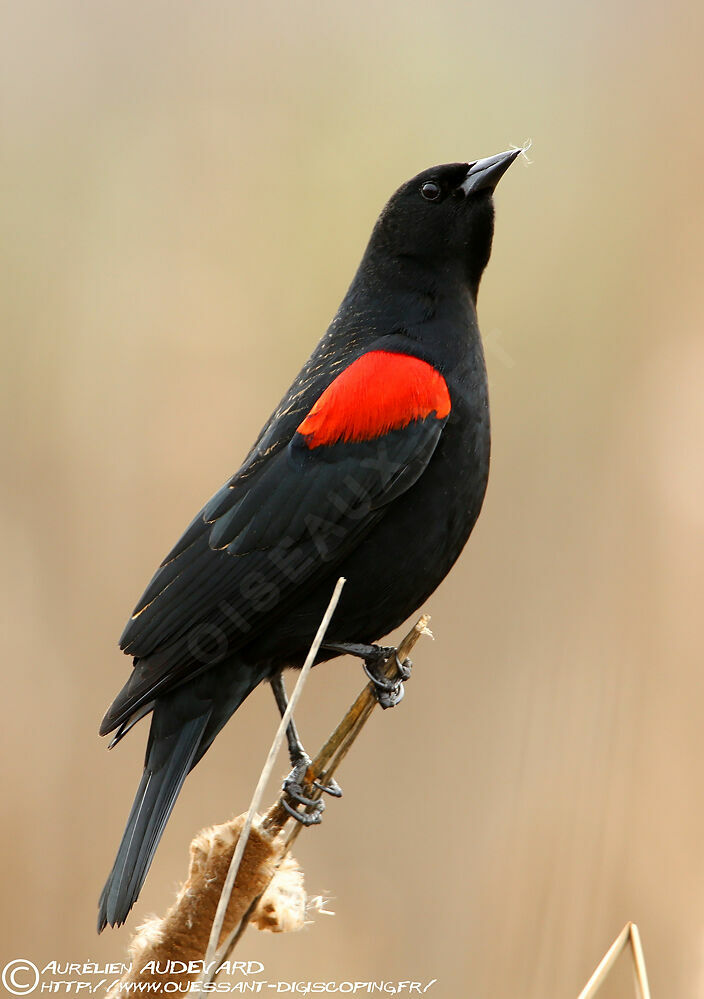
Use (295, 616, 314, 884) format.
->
(629, 923, 651, 999)
(577, 922, 651, 999)
(196, 576, 346, 995)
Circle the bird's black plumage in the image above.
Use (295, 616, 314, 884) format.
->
(98, 149, 520, 931)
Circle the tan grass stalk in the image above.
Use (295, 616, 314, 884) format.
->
(205, 613, 432, 980)
(577, 922, 651, 999)
(197, 575, 346, 989)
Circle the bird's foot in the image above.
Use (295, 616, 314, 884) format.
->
(363, 649, 412, 709)
(282, 755, 342, 825)
(323, 641, 412, 709)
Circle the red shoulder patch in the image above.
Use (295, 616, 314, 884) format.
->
(296, 350, 451, 449)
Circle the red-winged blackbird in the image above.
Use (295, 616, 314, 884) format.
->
(98, 148, 520, 931)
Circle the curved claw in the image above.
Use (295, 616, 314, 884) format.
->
(362, 651, 412, 710)
(283, 780, 321, 809)
(377, 680, 405, 709)
(283, 756, 321, 807)
(314, 776, 343, 798)
(281, 797, 324, 826)
(362, 659, 396, 691)
(281, 755, 338, 824)
(395, 655, 412, 681)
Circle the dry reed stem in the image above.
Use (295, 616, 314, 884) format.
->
(577, 922, 651, 999)
(279, 613, 432, 851)
(206, 613, 432, 976)
(196, 576, 346, 992)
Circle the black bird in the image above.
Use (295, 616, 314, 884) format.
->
(98, 148, 521, 931)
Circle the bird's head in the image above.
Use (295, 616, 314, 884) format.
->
(370, 149, 521, 298)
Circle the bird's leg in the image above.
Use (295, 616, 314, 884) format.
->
(270, 673, 342, 826)
(270, 672, 309, 771)
(323, 642, 413, 710)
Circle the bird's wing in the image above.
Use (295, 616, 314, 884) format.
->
(104, 350, 450, 732)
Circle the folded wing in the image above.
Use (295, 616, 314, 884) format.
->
(103, 350, 451, 734)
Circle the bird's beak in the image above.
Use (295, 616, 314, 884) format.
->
(459, 148, 521, 196)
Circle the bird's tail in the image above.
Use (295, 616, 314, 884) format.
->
(97, 706, 210, 932)
(98, 661, 268, 933)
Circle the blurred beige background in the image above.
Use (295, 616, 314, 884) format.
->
(2, 1, 704, 996)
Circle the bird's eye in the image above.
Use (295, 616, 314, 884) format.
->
(421, 181, 441, 202)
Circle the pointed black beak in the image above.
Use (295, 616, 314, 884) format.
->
(459, 148, 521, 196)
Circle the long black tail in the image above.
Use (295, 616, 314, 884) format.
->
(98, 663, 266, 932)
(97, 704, 211, 932)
